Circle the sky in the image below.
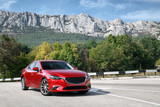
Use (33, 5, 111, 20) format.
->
(0, 0, 160, 23)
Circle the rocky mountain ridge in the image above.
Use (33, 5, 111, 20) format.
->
(0, 10, 160, 37)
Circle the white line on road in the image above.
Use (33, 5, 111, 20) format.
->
(98, 87, 160, 93)
(90, 88, 160, 106)
(108, 94, 160, 106)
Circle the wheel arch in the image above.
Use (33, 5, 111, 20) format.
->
(41, 76, 47, 81)
(21, 75, 24, 80)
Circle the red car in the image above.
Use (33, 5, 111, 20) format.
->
(21, 60, 91, 96)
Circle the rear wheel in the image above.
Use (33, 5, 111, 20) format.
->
(40, 78, 51, 96)
(21, 77, 29, 90)
(78, 90, 88, 94)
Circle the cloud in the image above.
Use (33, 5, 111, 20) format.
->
(80, 0, 126, 9)
(0, 0, 17, 10)
(135, 0, 160, 3)
(121, 10, 160, 21)
(108, 2, 126, 9)
(80, 0, 107, 8)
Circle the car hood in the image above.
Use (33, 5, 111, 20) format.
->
(43, 69, 86, 78)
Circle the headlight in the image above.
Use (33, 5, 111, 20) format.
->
(86, 74, 90, 79)
(49, 75, 64, 80)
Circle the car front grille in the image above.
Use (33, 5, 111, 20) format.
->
(63, 86, 87, 90)
(65, 77, 85, 84)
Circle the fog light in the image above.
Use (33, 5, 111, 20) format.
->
(52, 86, 60, 90)
(88, 85, 91, 88)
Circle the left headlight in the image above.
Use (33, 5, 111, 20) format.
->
(86, 74, 90, 79)
(49, 75, 64, 80)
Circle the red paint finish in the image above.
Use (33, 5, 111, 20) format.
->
(21, 60, 91, 93)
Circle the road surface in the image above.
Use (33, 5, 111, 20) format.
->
(0, 78, 160, 107)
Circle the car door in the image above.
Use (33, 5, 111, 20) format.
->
(32, 62, 43, 89)
(25, 62, 36, 87)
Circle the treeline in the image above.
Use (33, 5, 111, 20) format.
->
(0, 34, 160, 78)
(16, 30, 104, 47)
(0, 34, 31, 79)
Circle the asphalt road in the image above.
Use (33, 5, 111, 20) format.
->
(0, 78, 160, 107)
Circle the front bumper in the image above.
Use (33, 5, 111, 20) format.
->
(47, 78, 91, 92)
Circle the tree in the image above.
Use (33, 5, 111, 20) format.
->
(52, 42, 62, 51)
(76, 43, 88, 71)
(115, 34, 132, 47)
(0, 34, 22, 78)
(86, 39, 97, 49)
(49, 42, 62, 60)
(90, 34, 149, 71)
(59, 42, 82, 68)
(106, 34, 116, 44)
(35, 41, 52, 60)
(140, 36, 160, 68)
(76, 43, 97, 72)
(90, 42, 126, 71)
(156, 58, 160, 65)
(86, 58, 97, 72)
(20, 44, 31, 54)
(114, 34, 147, 70)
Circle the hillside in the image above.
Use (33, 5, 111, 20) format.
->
(0, 10, 160, 38)
(15, 27, 105, 47)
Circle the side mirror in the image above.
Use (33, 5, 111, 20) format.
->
(73, 67, 77, 70)
(33, 67, 39, 71)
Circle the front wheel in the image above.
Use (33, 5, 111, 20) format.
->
(21, 77, 29, 90)
(78, 90, 88, 94)
(40, 78, 51, 96)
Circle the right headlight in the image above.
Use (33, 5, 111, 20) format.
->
(86, 74, 90, 79)
(49, 75, 64, 80)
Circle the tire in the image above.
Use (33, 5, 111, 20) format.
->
(21, 77, 29, 90)
(40, 78, 51, 96)
(78, 90, 88, 94)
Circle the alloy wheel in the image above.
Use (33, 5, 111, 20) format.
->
(21, 77, 28, 90)
(40, 78, 51, 96)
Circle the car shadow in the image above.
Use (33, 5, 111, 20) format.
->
(29, 88, 110, 97)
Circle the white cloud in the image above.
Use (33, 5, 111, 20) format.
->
(135, 0, 160, 3)
(0, 0, 17, 10)
(108, 2, 126, 9)
(80, 0, 107, 8)
(121, 10, 160, 21)
(80, 0, 126, 9)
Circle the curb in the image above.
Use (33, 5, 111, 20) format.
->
(92, 76, 160, 81)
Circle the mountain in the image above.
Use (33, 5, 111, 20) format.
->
(0, 10, 160, 37)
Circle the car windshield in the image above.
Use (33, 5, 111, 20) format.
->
(41, 61, 73, 70)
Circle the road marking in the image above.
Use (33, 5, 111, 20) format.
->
(108, 94, 160, 106)
(90, 88, 160, 106)
(99, 87, 160, 93)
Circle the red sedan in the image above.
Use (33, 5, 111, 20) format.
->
(21, 60, 91, 96)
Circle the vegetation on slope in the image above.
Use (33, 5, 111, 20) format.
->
(13, 27, 105, 47)
(1, 34, 160, 79)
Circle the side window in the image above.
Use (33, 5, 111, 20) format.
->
(34, 62, 41, 71)
(28, 62, 36, 69)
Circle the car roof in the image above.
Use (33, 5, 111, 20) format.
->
(36, 60, 65, 63)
